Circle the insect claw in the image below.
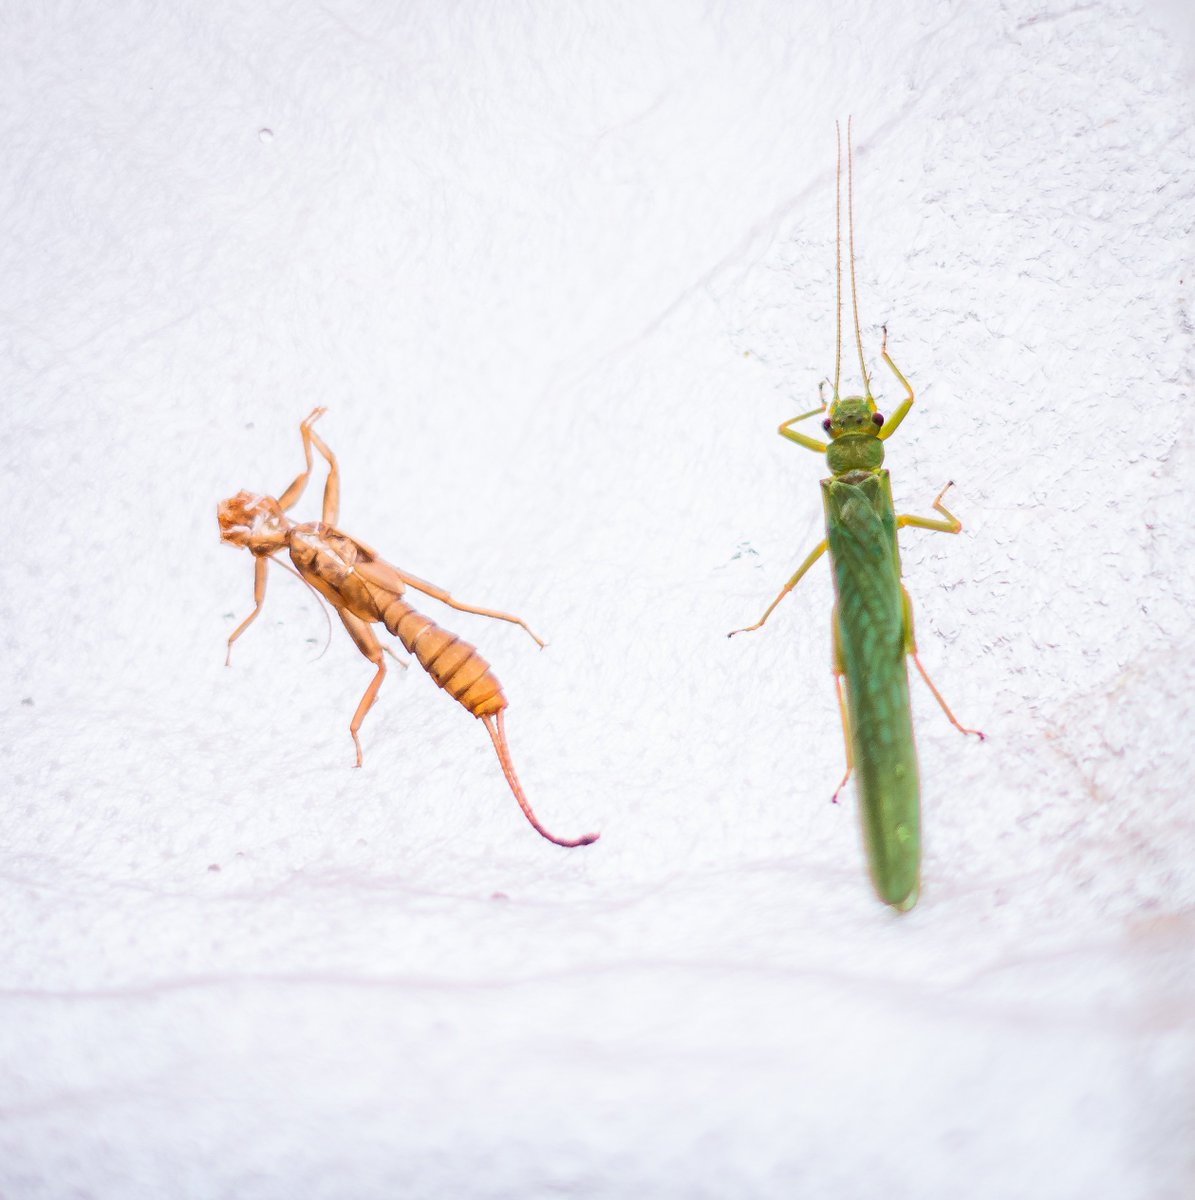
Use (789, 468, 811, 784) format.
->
(830, 764, 851, 805)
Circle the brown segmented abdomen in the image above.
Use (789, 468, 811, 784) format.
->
(381, 598, 506, 718)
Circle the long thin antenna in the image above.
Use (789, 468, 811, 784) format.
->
(833, 120, 843, 400)
(847, 115, 871, 398)
(271, 554, 335, 659)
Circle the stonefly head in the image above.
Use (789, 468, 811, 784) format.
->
(822, 396, 884, 439)
(217, 491, 289, 555)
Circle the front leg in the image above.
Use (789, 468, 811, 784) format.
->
(777, 382, 831, 455)
(877, 326, 915, 441)
(277, 407, 329, 513)
(304, 416, 340, 527)
(225, 556, 269, 666)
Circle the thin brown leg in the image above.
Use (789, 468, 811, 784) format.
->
(304, 421, 340, 527)
(911, 653, 985, 741)
(338, 609, 387, 767)
(384, 567, 546, 648)
(277, 407, 327, 512)
(226, 556, 269, 666)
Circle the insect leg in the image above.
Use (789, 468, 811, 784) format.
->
(304, 419, 340, 527)
(226, 556, 270, 666)
(778, 386, 831, 455)
(728, 539, 827, 636)
(338, 609, 389, 767)
(277, 407, 328, 512)
(895, 482, 962, 535)
(877, 326, 915, 440)
(384, 567, 546, 648)
(830, 606, 854, 804)
(901, 587, 985, 741)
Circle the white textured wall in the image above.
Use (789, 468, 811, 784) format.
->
(2, 1, 1193, 1197)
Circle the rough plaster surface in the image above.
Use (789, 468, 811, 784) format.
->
(2, 1, 1193, 1197)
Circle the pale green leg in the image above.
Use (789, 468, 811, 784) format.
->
(777, 382, 831, 455)
(736, 387, 829, 634)
(728, 539, 828, 636)
(895, 481, 962, 535)
(830, 606, 853, 803)
(877, 325, 915, 441)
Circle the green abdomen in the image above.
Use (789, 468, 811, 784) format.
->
(823, 472, 920, 910)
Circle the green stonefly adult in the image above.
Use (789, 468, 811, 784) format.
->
(731, 118, 984, 911)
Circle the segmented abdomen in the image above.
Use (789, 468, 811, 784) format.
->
(381, 598, 506, 718)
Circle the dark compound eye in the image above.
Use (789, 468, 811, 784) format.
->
(872, 412, 885, 427)
(822, 418, 832, 432)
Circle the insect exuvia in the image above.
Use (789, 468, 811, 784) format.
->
(730, 119, 982, 909)
(217, 408, 598, 849)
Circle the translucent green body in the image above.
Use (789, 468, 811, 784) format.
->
(823, 468, 920, 910)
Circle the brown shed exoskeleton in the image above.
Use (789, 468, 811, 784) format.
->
(217, 408, 597, 848)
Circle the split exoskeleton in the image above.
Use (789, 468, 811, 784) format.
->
(217, 408, 598, 848)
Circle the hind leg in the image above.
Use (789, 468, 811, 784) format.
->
(829, 604, 853, 803)
(901, 587, 984, 740)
